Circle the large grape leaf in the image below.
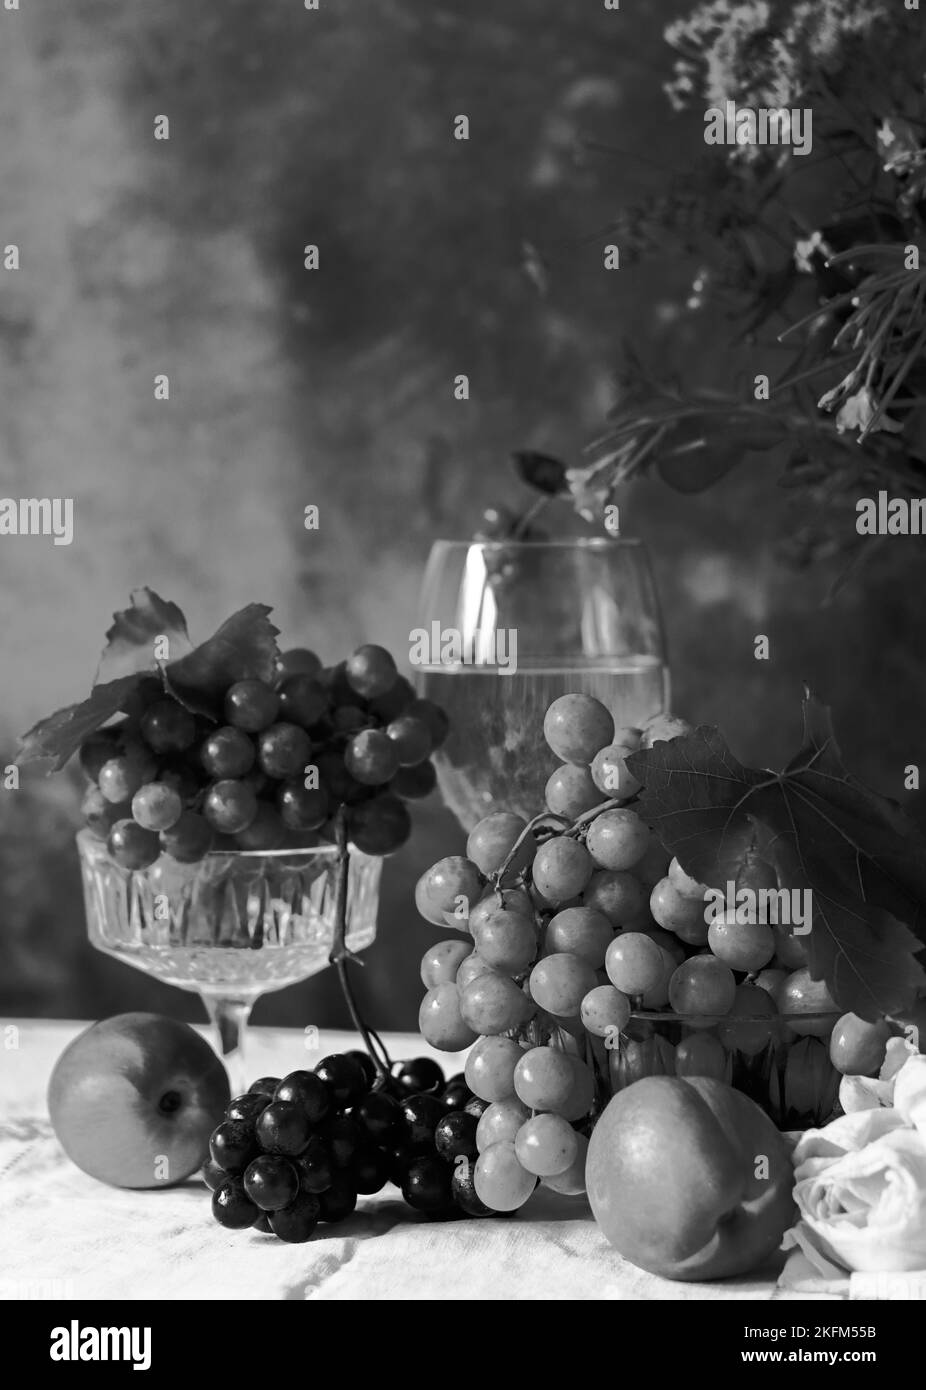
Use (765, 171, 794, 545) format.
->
(95, 587, 192, 684)
(626, 693, 926, 1020)
(17, 594, 281, 768)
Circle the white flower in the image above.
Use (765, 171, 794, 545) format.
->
(832, 385, 904, 436)
(783, 1054, 926, 1274)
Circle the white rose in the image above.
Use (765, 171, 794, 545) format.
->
(784, 1055, 926, 1274)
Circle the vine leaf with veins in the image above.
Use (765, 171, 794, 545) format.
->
(626, 691, 926, 1021)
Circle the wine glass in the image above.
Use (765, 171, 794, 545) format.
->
(77, 830, 381, 1092)
(415, 538, 669, 830)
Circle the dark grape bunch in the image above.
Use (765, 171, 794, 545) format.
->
(205, 1052, 509, 1241)
(77, 644, 449, 870)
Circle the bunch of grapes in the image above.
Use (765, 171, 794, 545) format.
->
(414, 692, 856, 1210)
(77, 644, 448, 870)
(205, 1051, 513, 1240)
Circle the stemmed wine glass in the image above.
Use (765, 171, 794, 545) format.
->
(78, 830, 381, 1091)
(415, 538, 669, 830)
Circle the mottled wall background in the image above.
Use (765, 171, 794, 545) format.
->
(1, 0, 923, 1033)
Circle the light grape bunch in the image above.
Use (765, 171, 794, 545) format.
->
(77, 643, 449, 871)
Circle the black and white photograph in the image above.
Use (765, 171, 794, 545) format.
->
(2, 0, 926, 1342)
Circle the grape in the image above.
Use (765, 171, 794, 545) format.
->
(212, 1177, 260, 1230)
(278, 782, 329, 832)
(717, 984, 779, 1057)
(639, 713, 692, 747)
(829, 1012, 892, 1076)
(353, 1092, 404, 1144)
(418, 983, 479, 1051)
(544, 906, 613, 968)
(268, 1191, 321, 1242)
(640, 947, 675, 1009)
(580, 984, 631, 1038)
(528, 953, 598, 1017)
(317, 1175, 358, 1223)
(199, 727, 255, 779)
(420, 939, 473, 989)
(650, 876, 708, 942)
(234, 803, 287, 851)
(475, 1096, 531, 1149)
(345, 728, 400, 785)
(415, 871, 452, 928)
(532, 835, 594, 904)
(402, 1156, 454, 1214)
(466, 812, 535, 878)
(107, 819, 161, 870)
(400, 1094, 447, 1150)
(604, 932, 665, 995)
(777, 968, 838, 1039)
(344, 1050, 378, 1090)
(394, 1056, 445, 1095)
(367, 675, 415, 723)
(82, 785, 131, 839)
(131, 782, 182, 833)
(423, 857, 485, 922)
(675, 1032, 729, 1080)
(585, 808, 650, 871)
(512, 1047, 575, 1111)
(639, 924, 685, 966)
(708, 911, 775, 972)
(348, 794, 411, 855)
(459, 974, 532, 1035)
(385, 715, 432, 767)
(256, 1101, 312, 1156)
(455, 951, 494, 992)
(773, 924, 808, 969)
(159, 810, 213, 862)
(79, 727, 123, 782)
(555, 1054, 596, 1122)
(405, 697, 449, 749)
(274, 647, 323, 682)
(138, 699, 195, 754)
(225, 679, 281, 733)
(544, 764, 604, 820)
(392, 760, 437, 800)
(345, 644, 398, 699)
(464, 1035, 523, 1102)
(203, 780, 258, 835)
(98, 756, 149, 805)
(467, 886, 529, 933)
(158, 759, 201, 804)
(515, 1114, 578, 1178)
(668, 956, 737, 1022)
(353, 1149, 392, 1196)
(474, 1142, 536, 1211)
(333, 705, 368, 732)
(315, 750, 370, 809)
(451, 1161, 497, 1218)
(584, 870, 648, 929)
(471, 901, 537, 975)
(542, 1131, 589, 1196)
(543, 694, 614, 765)
(667, 857, 708, 898)
(257, 723, 313, 780)
(274, 1071, 330, 1123)
(434, 1111, 479, 1164)
(589, 744, 641, 798)
(243, 1155, 300, 1211)
(315, 1054, 368, 1107)
(276, 675, 328, 730)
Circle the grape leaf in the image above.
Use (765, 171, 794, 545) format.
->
(163, 603, 280, 717)
(626, 693, 926, 1020)
(15, 676, 148, 772)
(95, 587, 192, 684)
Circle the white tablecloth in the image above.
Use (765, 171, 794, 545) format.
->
(0, 1022, 819, 1301)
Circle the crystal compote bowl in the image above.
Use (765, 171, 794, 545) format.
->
(77, 830, 381, 1091)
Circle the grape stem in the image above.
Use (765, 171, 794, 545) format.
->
(328, 806, 392, 1081)
(491, 797, 627, 896)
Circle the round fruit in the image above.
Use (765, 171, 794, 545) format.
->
(544, 906, 613, 968)
(257, 723, 313, 780)
(434, 1111, 479, 1164)
(349, 794, 411, 855)
(226, 1093, 272, 1124)
(405, 698, 449, 749)
(419, 984, 479, 1051)
(668, 957, 737, 1023)
(829, 1012, 892, 1075)
(273, 1071, 330, 1123)
(400, 1094, 446, 1150)
(277, 676, 328, 729)
(475, 1096, 531, 1149)
(604, 932, 665, 996)
(459, 974, 531, 1036)
(107, 819, 160, 870)
(424, 857, 485, 922)
(543, 694, 615, 765)
(542, 1132, 589, 1196)
(160, 810, 213, 862)
(707, 912, 775, 972)
(544, 764, 604, 820)
(294, 1137, 334, 1195)
(532, 836, 594, 904)
(773, 925, 809, 970)
(580, 984, 631, 1039)
(393, 1057, 445, 1095)
(402, 1155, 453, 1213)
(393, 760, 437, 800)
(385, 715, 432, 767)
(317, 1175, 358, 1223)
(224, 680, 281, 733)
(474, 1141, 536, 1211)
(420, 939, 473, 989)
(513, 1047, 575, 1111)
(667, 857, 708, 898)
(47, 1013, 230, 1188)
(777, 968, 839, 1039)
(464, 1035, 523, 1103)
(275, 647, 323, 681)
(455, 952, 494, 992)
(650, 877, 707, 937)
(514, 1113, 578, 1177)
(590, 744, 641, 798)
(466, 812, 535, 878)
(583, 870, 648, 929)
(212, 1177, 261, 1229)
(585, 809, 650, 871)
(243, 1155, 300, 1211)
(452, 1160, 498, 1217)
(255, 1101, 312, 1156)
(203, 780, 258, 835)
(131, 782, 182, 833)
(140, 700, 197, 754)
(717, 984, 779, 1058)
(277, 782, 329, 832)
(99, 757, 149, 805)
(472, 903, 537, 975)
(345, 644, 398, 699)
(345, 729, 400, 785)
(268, 1191, 321, 1242)
(235, 804, 287, 851)
(314, 1054, 368, 1107)
(528, 953, 598, 1017)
